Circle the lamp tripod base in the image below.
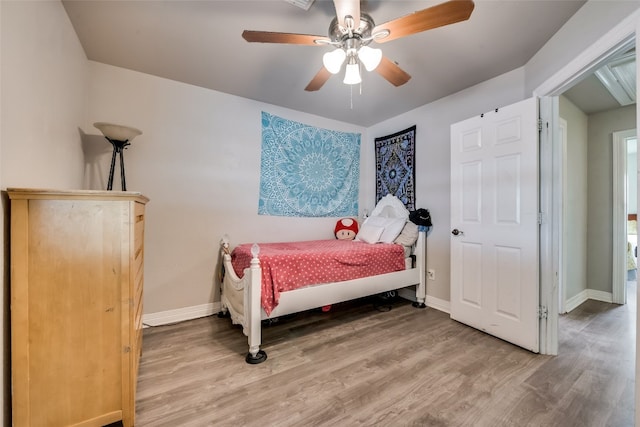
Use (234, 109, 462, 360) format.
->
(106, 139, 130, 191)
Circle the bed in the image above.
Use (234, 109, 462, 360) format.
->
(218, 195, 427, 364)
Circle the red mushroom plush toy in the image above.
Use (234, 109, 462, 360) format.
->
(334, 218, 359, 240)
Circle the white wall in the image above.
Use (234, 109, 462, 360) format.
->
(88, 63, 528, 316)
(1, 1, 87, 189)
(525, 1, 640, 95)
(0, 0, 89, 423)
(559, 96, 588, 303)
(368, 67, 526, 306)
(86, 62, 366, 314)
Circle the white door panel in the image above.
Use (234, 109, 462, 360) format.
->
(451, 97, 539, 353)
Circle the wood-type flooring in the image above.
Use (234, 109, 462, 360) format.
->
(136, 286, 636, 426)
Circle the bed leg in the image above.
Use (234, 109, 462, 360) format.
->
(217, 299, 230, 318)
(246, 348, 267, 364)
(413, 229, 427, 309)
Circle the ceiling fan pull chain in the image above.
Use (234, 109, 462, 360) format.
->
(350, 84, 354, 109)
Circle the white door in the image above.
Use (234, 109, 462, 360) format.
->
(450, 97, 539, 352)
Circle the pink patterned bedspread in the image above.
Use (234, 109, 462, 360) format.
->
(230, 239, 406, 315)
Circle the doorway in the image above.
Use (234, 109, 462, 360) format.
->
(527, 11, 640, 425)
(536, 26, 638, 355)
(555, 96, 637, 313)
(613, 129, 638, 305)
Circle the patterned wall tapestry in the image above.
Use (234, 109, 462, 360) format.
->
(375, 125, 416, 210)
(259, 112, 361, 217)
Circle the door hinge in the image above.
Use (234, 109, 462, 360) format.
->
(537, 118, 543, 132)
(537, 213, 545, 224)
(537, 306, 548, 319)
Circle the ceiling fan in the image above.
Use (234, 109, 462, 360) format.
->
(242, 0, 475, 91)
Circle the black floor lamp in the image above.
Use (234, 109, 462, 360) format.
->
(94, 122, 142, 191)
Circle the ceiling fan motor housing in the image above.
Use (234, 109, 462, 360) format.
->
(328, 13, 375, 48)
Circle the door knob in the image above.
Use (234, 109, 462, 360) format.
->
(451, 228, 463, 236)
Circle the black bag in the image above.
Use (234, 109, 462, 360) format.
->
(409, 208, 432, 227)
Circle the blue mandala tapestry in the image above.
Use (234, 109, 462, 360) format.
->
(375, 125, 416, 210)
(259, 112, 361, 217)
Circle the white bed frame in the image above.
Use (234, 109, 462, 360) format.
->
(219, 230, 427, 363)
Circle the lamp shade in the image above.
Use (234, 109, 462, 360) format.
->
(358, 46, 382, 72)
(343, 62, 362, 85)
(322, 49, 346, 74)
(94, 122, 142, 142)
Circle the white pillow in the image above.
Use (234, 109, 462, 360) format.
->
(370, 194, 410, 220)
(362, 216, 406, 243)
(380, 217, 407, 243)
(355, 223, 385, 244)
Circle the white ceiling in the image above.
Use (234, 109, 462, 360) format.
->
(62, 0, 589, 126)
(564, 49, 636, 115)
(564, 73, 626, 114)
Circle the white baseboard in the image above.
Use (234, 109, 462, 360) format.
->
(143, 302, 221, 327)
(144, 291, 454, 328)
(587, 289, 613, 304)
(145, 287, 614, 326)
(397, 288, 450, 314)
(564, 289, 613, 313)
(564, 290, 588, 313)
(426, 295, 451, 314)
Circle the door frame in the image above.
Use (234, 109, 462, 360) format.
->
(613, 129, 637, 305)
(558, 117, 567, 314)
(534, 12, 639, 355)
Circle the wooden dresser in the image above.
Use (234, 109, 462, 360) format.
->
(8, 188, 149, 427)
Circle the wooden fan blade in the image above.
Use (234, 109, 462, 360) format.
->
(242, 30, 330, 46)
(305, 67, 332, 91)
(376, 57, 411, 87)
(373, 0, 475, 43)
(333, 0, 360, 30)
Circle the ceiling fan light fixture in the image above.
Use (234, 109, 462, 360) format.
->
(242, 1, 476, 91)
(358, 46, 382, 71)
(323, 49, 346, 74)
(343, 59, 361, 85)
